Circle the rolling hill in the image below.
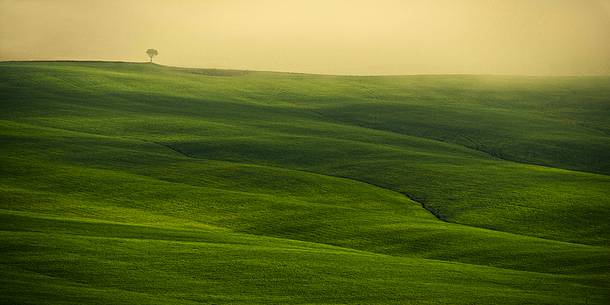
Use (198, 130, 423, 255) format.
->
(1, 61, 609, 304)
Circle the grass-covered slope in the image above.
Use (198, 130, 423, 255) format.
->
(1, 61, 609, 304)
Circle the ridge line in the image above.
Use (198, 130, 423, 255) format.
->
(309, 109, 610, 177)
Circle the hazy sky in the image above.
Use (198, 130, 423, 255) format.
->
(1, 0, 610, 75)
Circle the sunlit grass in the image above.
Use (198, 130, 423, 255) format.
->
(1, 61, 608, 304)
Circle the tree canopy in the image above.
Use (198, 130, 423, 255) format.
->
(146, 49, 158, 63)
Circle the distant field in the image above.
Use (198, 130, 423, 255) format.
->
(1, 61, 609, 304)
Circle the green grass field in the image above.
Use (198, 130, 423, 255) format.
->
(1, 61, 609, 304)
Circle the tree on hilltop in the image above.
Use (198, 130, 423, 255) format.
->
(146, 49, 158, 63)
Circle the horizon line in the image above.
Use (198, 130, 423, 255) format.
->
(2, 59, 609, 78)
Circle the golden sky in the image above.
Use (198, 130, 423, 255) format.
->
(1, 0, 609, 75)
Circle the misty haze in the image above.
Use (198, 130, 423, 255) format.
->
(1, 1, 609, 305)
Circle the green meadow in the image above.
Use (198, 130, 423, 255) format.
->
(1, 61, 609, 304)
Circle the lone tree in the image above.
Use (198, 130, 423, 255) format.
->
(146, 49, 158, 63)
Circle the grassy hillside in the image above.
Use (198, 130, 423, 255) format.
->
(1, 61, 609, 304)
